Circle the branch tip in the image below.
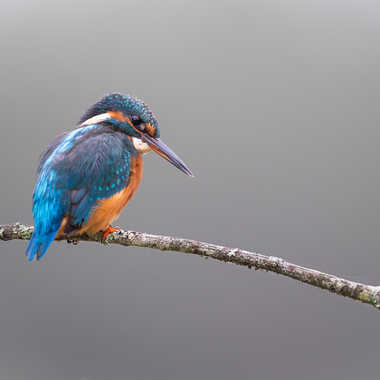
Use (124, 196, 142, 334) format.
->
(1, 222, 379, 311)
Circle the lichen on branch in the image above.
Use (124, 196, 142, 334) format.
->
(1, 222, 380, 311)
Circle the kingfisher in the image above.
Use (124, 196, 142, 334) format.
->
(26, 92, 193, 261)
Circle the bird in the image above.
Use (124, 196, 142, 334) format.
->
(26, 92, 193, 261)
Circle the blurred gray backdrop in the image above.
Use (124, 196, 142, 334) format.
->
(1, 0, 380, 379)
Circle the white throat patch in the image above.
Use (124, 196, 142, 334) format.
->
(80, 114, 151, 154)
(132, 137, 151, 154)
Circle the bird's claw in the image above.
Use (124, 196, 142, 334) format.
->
(67, 239, 79, 245)
(101, 225, 121, 241)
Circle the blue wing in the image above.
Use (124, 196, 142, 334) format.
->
(62, 129, 132, 231)
(26, 124, 134, 261)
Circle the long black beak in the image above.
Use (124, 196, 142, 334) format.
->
(141, 134, 194, 177)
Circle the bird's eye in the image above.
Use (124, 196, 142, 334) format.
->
(131, 115, 142, 126)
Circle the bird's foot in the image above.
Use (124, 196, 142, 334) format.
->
(67, 239, 79, 245)
(101, 225, 121, 241)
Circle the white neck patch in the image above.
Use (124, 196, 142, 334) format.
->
(80, 112, 111, 126)
(80, 114, 151, 154)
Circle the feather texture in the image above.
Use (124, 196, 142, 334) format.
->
(26, 123, 137, 260)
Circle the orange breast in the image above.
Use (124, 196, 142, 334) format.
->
(58, 153, 143, 237)
(81, 154, 143, 235)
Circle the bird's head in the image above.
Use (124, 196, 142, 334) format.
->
(79, 93, 193, 177)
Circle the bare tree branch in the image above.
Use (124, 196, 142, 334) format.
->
(1, 222, 379, 310)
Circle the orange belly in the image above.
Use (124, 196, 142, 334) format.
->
(58, 154, 143, 237)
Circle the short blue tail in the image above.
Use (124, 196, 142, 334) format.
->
(25, 229, 59, 262)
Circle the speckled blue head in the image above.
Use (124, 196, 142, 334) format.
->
(79, 92, 193, 177)
(79, 92, 160, 138)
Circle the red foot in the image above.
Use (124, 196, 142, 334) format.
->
(102, 225, 121, 240)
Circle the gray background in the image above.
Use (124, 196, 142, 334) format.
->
(1, 0, 380, 379)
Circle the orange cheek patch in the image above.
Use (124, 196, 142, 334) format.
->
(108, 111, 130, 123)
(145, 123, 156, 137)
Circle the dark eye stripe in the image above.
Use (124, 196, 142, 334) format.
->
(131, 115, 142, 126)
